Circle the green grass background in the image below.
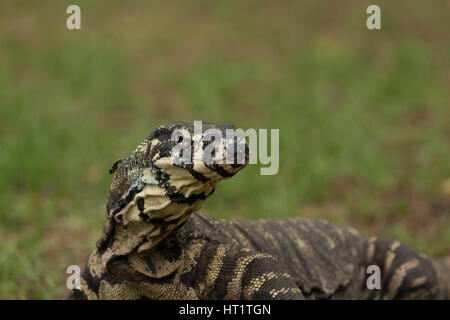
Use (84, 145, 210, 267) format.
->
(0, 1, 449, 299)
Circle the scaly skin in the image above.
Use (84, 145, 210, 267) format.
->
(67, 121, 447, 300)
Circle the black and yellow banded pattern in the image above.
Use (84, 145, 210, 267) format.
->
(67, 122, 448, 300)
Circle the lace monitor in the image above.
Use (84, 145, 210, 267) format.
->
(67, 121, 448, 300)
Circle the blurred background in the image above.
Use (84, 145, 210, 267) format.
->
(0, 0, 449, 299)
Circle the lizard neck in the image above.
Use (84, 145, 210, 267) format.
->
(134, 213, 191, 252)
(93, 211, 190, 276)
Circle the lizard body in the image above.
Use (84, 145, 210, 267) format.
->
(67, 121, 447, 300)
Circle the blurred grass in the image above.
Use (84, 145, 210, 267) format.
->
(0, 0, 449, 299)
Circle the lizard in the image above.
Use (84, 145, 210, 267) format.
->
(66, 121, 448, 300)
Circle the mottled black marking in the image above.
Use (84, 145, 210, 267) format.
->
(241, 256, 280, 289)
(180, 244, 214, 291)
(142, 254, 157, 275)
(158, 238, 183, 262)
(65, 288, 88, 300)
(83, 264, 102, 294)
(170, 192, 207, 205)
(111, 182, 145, 217)
(187, 167, 209, 183)
(136, 197, 151, 222)
(206, 163, 233, 177)
(109, 159, 123, 174)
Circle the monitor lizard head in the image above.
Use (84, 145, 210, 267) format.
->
(98, 121, 248, 252)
